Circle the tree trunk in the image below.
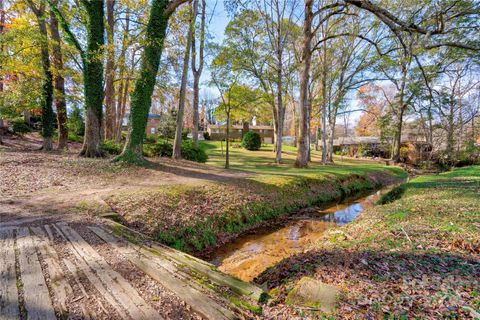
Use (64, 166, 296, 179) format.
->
(49, 1, 68, 150)
(114, 9, 130, 142)
(192, 71, 200, 144)
(295, 0, 313, 168)
(115, 66, 131, 142)
(28, 1, 54, 151)
(445, 101, 455, 162)
(320, 43, 328, 164)
(392, 106, 405, 162)
(173, 3, 194, 159)
(0, 0, 4, 145)
(104, 0, 116, 140)
(327, 120, 335, 162)
(307, 92, 312, 162)
(392, 59, 409, 163)
(80, 1, 105, 157)
(274, 51, 284, 164)
(191, 0, 205, 146)
(225, 106, 230, 169)
(327, 97, 341, 163)
(116, 0, 186, 163)
(24, 111, 31, 126)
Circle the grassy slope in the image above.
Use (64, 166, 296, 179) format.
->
(257, 166, 480, 318)
(107, 142, 405, 253)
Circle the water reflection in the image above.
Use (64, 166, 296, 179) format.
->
(211, 189, 384, 282)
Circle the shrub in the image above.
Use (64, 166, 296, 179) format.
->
(399, 146, 409, 162)
(456, 140, 480, 167)
(241, 131, 261, 151)
(181, 140, 208, 163)
(143, 140, 207, 163)
(144, 135, 157, 144)
(203, 131, 210, 140)
(144, 141, 173, 157)
(158, 109, 177, 140)
(68, 132, 83, 143)
(182, 128, 189, 140)
(102, 140, 123, 155)
(68, 106, 85, 136)
(10, 120, 32, 135)
(357, 144, 365, 157)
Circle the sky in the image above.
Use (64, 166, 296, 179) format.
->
(206, 0, 230, 43)
(198, 0, 229, 98)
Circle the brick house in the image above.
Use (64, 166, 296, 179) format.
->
(207, 124, 274, 143)
(123, 113, 162, 136)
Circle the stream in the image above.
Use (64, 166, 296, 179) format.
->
(210, 187, 391, 282)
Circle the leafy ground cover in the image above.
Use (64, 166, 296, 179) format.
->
(256, 166, 480, 318)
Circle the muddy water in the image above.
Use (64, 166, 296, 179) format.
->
(210, 189, 387, 282)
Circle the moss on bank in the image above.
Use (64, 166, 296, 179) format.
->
(105, 169, 404, 253)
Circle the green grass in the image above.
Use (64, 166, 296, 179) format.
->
(199, 141, 405, 179)
(331, 165, 480, 252)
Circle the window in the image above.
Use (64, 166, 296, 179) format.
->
(150, 127, 156, 134)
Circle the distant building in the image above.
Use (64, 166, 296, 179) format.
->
(123, 113, 162, 136)
(332, 135, 431, 164)
(207, 124, 274, 143)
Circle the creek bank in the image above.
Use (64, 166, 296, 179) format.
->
(105, 169, 405, 255)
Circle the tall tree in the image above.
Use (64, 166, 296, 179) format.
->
(295, 0, 314, 167)
(114, 7, 132, 142)
(50, 0, 105, 157)
(0, 0, 5, 145)
(191, 0, 205, 146)
(115, 0, 189, 163)
(173, 0, 195, 159)
(104, 0, 116, 140)
(49, 0, 68, 149)
(26, 0, 55, 151)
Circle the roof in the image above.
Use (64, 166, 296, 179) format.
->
(333, 135, 430, 146)
(333, 136, 380, 146)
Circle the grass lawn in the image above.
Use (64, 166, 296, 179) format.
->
(257, 166, 480, 318)
(199, 141, 405, 179)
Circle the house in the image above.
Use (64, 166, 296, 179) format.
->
(207, 124, 274, 143)
(123, 113, 162, 136)
(145, 114, 162, 135)
(332, 136, 389, 158)
(332, 135, 432, 164)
